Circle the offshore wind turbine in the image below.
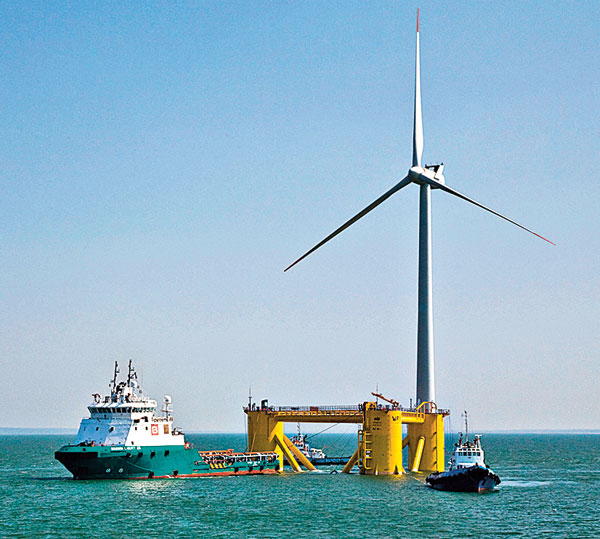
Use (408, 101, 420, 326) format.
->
(284, 10, 554, 406)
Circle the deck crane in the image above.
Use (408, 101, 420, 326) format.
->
(371, 392, 399, 409)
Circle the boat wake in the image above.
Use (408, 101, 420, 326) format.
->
(501, 480, 551, 488)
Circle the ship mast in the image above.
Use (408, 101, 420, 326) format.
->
(111, 361, 119, 393)
(127, 359, 137, 386)
(463, 410, 469, 442)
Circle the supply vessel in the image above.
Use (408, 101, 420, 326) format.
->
(55, 360, 278, 479)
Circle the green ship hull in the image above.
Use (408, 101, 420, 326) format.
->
(55, 445, 279, 480)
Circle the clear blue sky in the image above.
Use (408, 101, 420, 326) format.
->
(1, 1, 598, 432)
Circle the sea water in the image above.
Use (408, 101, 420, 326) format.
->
(0, 433, 598, 538)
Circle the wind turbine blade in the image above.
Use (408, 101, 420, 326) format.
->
(284, 176, 412, 272)
(436, 182, 555, 245)
(412, 8, 423, 167)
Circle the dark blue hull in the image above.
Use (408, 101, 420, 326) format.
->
(311, 456, 351, 466)
(426, 465, 500, 492)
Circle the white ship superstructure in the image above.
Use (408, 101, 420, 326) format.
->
(449, 434, 485, 470)
(74, 360, 184, 448)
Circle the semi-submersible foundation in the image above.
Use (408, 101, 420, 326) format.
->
(246, 11, 550, 476)
(245, 401, 448, 475)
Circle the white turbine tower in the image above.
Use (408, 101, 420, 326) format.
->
(284, 10, 554, 406)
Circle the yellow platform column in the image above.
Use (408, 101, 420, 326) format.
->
(406, 410, 445, 472)
(246, 410, 284, 470)
(341, 448, 359, 474)
(273, 433, 302, 472)
(359, 402, 404, 475)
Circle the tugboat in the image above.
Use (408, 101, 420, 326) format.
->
(285, 424, 351, 466)
(55, 360, 279, 479)
(289, 424, 327, 462)
(426, 411, 500, 492)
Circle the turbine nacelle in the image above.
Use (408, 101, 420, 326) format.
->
(408, 163, 445, 187)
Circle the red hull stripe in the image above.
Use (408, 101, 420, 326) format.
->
(126, 469, 279, 480)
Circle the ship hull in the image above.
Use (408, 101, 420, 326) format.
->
(426, 465, 500, 492)
(55, 445, 279, 480)
(283, 455, 351, 466)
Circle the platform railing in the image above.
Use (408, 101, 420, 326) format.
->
(244, 403, 450, 415)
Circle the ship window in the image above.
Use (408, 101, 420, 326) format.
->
(164, 450, 170, 457)
(164, 424, 169, 435)
(109, 427, 114, 432)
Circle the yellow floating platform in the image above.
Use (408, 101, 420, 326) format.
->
(245, 401, 448, 475)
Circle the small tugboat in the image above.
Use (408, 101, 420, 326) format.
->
(426, 411, 500, 492)
(290, 424, 327, 462)
(55, 360, 279, 479)
(284, 424, 351, 466)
